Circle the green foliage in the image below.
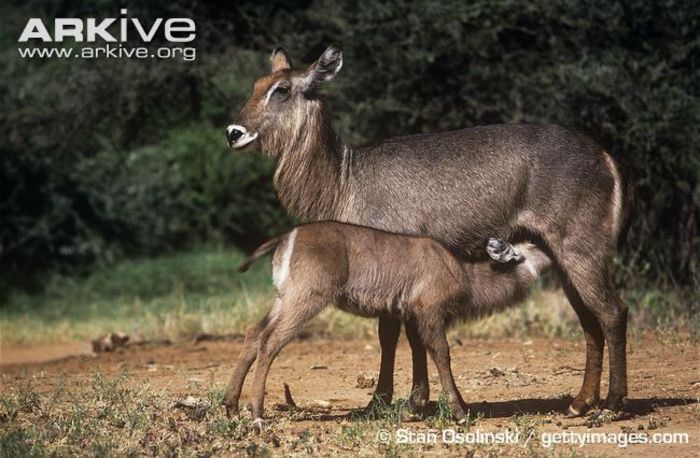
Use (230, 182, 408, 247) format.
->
(0, 247, 276, 344)
(0, 0, 697, 294)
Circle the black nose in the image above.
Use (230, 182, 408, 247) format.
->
(226, 127, 243, 144)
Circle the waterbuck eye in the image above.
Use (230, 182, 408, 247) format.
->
(265, 84, 291, 104)
(272, 85, 289, 97)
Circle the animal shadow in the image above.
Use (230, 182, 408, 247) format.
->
(421, 396, 697, 419)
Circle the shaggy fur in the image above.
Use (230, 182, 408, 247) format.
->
(225, 44, 634, 419)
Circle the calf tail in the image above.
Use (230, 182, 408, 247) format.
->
(237, 236, 283, 272)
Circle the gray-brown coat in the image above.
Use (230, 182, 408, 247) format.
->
(227, 222, 552, 426)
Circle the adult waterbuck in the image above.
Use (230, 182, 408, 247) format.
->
(224, 43, 633, 418)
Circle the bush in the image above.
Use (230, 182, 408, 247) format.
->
(0, 0, 696, 294)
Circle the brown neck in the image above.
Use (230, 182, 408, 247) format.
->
(262, 101, 351, 222)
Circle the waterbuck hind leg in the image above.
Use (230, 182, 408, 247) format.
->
(563, 284, 604, 416)
(367, 317, 401, 410)
(224, 311, 274, 417)
(560, 255, 629, 414)
(600, 285, 629, 412)
(404, 320, 429, 415)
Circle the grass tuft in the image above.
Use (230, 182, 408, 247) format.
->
(1, 246, 695, 347)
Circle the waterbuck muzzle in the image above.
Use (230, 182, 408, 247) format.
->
(226, 124, 258, 149)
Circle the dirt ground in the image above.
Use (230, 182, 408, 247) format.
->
(1, 335, 698, 456)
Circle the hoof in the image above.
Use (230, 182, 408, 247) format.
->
(252, 417, 265, 434)
(364, 395, 391, 414)
(407, 398, 428, 416)
(601, 395, 628, 412)
(224, 405, 239, 418)
(400, 411, 422, 423)
(566, 397, 598, 418)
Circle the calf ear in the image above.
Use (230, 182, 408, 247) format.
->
(271, 47, 291, 73)
(300, 43, 343, 91)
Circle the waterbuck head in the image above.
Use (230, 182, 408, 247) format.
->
(226, 43, 343, 156)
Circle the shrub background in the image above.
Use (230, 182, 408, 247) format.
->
(1, 0, 697, 298)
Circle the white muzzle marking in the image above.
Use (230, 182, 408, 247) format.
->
(227, 124, 259, 149)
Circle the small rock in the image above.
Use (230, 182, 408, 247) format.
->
(174, 396, 203, 408)
(172, 396, 210, 421)
(489, 367, 506, 377)
(92, 332, 129, 353)
(356, 374, 376, 389)
(264, 432, 281, 448)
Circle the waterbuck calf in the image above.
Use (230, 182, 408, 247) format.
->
(226, 222, 552, 426)
(226, 44, 633, 417)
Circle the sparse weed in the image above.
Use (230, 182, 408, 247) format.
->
(353, 395, 411, 425)
(208, 386, 226, 408)
(0, 396, 19, 425)
(426, 393, 455, 429)
(338, 421, 368, 446)
(16, 380, 41, 414)
(0, 427, 44, 458)
(207, 416, 248, 440)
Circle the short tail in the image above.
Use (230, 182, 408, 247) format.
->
(237, 236, 283, 272)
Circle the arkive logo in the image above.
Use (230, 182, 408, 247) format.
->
(17, 8, 196, 61)
(19, 9, 195, 43)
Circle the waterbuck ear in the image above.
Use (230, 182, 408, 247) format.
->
(300, 43, 343, 91)
(270, 47, 291, 73)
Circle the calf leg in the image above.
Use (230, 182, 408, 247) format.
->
(405, 320, 429, 414)
(249, 297, 326, 424)
(367, 317, 401, 408)
(417, 318, 467, 423)
(223, 310, 274, 417)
